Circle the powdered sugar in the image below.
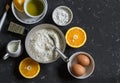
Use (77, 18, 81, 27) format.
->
(52, 6, 73, 26)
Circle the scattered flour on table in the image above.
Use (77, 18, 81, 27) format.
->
(30, 29, 61, 63)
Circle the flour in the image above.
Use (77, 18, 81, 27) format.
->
(53, 7, 70, 25)
(30, 29, 61, 63)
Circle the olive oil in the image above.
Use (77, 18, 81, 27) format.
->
(27, 0, 44, 16)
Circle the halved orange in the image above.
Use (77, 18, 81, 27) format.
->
(13, 0, 25, 12)
(19, 57, 40, 79)
(65, 27, 87, 48)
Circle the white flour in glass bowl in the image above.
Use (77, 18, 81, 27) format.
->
(25, 24, 66, 63)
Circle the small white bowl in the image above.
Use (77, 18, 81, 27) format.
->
(24, 0, 46, 18)
(67, 51, 95, 79)
(52, 6, 73, 26)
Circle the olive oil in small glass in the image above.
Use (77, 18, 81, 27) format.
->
(27, 0, 44, 16)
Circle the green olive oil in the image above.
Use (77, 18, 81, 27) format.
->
(27, 0, 44, 16)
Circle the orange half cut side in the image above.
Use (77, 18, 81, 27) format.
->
(19, 57, 40, 79)
(65, 27, 87, 48)
(13, 0, 25, 12)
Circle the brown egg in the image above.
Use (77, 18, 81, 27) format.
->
(71, 64, 86, 76)
(77, 54, 90, 66)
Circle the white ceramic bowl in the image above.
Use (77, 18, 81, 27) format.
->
(52, 6, 73, 26)
(24, 0, 46, 18)
(25, 24, 66, 63)
(67, 51, 95, 79)
(11, 0, 48, 24)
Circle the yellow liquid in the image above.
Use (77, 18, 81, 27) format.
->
(27, 0, 44, 16)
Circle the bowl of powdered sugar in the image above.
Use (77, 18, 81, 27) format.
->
(25, 24, 66, 63)
(52, 6, 73, 26)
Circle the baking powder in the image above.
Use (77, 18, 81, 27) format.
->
(53, 7, 70, 25)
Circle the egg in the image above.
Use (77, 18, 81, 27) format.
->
(77, 54, 90, 66)
(71, 64, 85, 76)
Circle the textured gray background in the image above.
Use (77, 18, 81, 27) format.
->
(0, 0, 120, 83)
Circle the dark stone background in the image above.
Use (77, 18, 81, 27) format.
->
(0, 0, 120, 83)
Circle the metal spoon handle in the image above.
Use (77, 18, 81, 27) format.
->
(55, 47, 69, 62)
(3, 53, 9, 60)
(0, 11, 7, 31)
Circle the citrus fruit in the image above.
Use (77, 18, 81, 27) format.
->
(19, 57, 40, 79)
(65, 27, 87, 48)
(13, 0, 25, 12)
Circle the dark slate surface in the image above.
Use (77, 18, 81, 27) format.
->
(0, 0, 120, 83)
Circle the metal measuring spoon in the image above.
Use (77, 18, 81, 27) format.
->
(49, 35, 69, 62)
